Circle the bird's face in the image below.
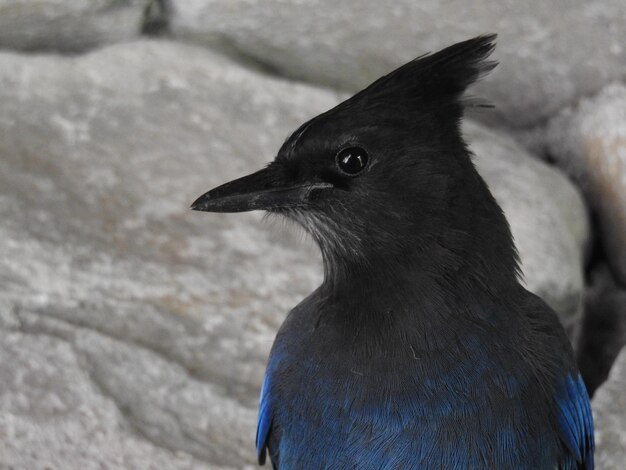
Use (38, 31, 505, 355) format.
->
(192, 35, 498, 268)
(191, 110, 458, 263)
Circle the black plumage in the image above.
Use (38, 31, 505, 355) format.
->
(192, 35, 594, 469)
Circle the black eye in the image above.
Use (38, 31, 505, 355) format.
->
(336, 146, 369, 176)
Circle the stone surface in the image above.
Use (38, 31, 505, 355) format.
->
(532, 83, 626, 286)
(0, 0, 150, 53)
(0, 39, 336, 467)
(0, 40, 589, 466)
(592, 347, 626, 468)
(0, 328, 217, 470)
(169, 0, 626, 129)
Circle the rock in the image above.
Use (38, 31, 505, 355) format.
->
(0, 328, 215, 469)
(13, 310, 256, 468)
(168, 0, 626, 129)
(0, 39, 336, 467)
(535, 84, 626, 286)
(592, 347, 626, 468)
(464, 121, 590, 334)
(577, 264, 626, 396)
(0, 40, 589, 466)
(0, 0, 150, 53)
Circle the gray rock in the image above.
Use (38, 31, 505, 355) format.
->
(14, 310, 256, 467)
(592, 347, 626, 469)
(0, 39, 336, 467)
(0, 40, 589, 466)
(0, 328, 215, 470)
(534, 84, 626, 286)
(169, 0, 626, 129)
(0, 0, 150, 53)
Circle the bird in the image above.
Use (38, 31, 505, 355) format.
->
(191, 35, 594, 469)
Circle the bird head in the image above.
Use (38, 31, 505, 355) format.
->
(193, 35, 519, 287)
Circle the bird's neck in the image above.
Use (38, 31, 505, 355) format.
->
(317, 166, 521, 329)
(313, 253, 522, 364)
(320, 225, 519, 308)
(320, 251, 516, 314)
(312, 265, 520, 368)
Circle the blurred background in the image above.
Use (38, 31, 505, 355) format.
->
(0, 1, 625, 468)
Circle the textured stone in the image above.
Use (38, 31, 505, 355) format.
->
(0, 40, 589, 466)
(0, 329, 215, 470)
(0, 0, 150, 53)
(592, 347, 626, 469)
(533, 84, 626, 286)
(13, 310, 257, 468)
(169, 0, 626, 129)
(0, 39, 336, 467)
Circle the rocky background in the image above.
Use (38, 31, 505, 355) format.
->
(0, 0, 624, 468)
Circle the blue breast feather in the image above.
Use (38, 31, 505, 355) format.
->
(256, 372, 594, 468)
(256, 372, 272, 465)
(556, 374, 594, 469)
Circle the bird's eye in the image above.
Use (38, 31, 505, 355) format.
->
(336, 147, 369, 176)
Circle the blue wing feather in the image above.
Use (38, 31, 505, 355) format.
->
(256, 372, 272, 465)
(556, 374, 594, 469)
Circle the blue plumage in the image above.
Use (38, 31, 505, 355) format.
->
(555, 374, 595, 469)
(256, 372, 272, 464)
(256, 295, 595, 468)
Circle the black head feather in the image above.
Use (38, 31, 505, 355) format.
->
(282, 35, 498, 160)
(272, 35, 518, 289)
(195, 35, 518, 292)
(340, 34, 497, 112)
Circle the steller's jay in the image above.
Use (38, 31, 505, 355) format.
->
(192, 35, 594, 469)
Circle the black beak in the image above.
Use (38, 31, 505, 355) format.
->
(191, 164, 333, 213)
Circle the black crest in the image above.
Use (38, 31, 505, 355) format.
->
(279, 35, 498, 158)
(338, 34, 497, 116)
